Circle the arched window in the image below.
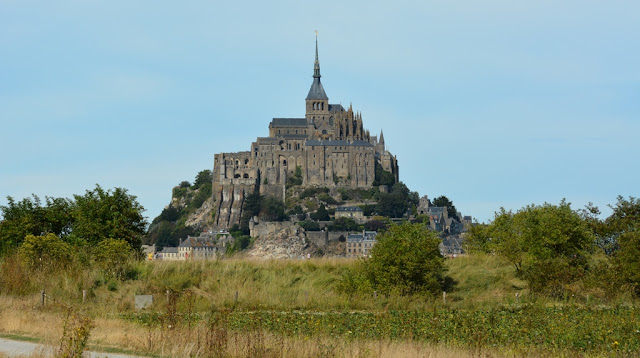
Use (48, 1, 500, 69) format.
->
(243, 173, 249, 178)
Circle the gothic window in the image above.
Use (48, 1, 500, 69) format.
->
(234, 174, 240, 178)
(244, 159, 248, 164)
(243, 173, 249, 178)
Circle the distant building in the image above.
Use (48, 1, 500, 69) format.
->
(346, 231, 377, 258)
(335, 206, 364, 220)
(440, 235, 465, 257)
(159, 232, 233, 260)
(211, 37, 398, 229)
(159, 247, 179, 260)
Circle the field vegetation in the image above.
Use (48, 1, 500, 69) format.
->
(2, 185, 640, 357)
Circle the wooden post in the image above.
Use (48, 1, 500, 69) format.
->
(442, 291, 447, 303)
(373, 291, 377, 299)
(41, 290, 45, 306)
(82, 290, 87, 304)
(166, 290, 170, 305)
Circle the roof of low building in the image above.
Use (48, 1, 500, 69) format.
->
(306, 139, 373, 147)
(160, 247, 178, 254)
(270, 118, 308, 127)
(336, 206, 363, 212)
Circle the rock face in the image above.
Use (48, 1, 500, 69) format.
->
(185, 196, 214, 229)
(247, 223, 319, 259)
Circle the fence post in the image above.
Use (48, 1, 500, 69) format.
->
(166, 290, 170, 305)
(442, 291, 447, 303)
(41, 290, 45, 306)
(373, 291, 377, 299)
(82, 290, 87, 304)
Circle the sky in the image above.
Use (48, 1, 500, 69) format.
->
(1, 0, 639, 224)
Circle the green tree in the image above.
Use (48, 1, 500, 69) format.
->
(605, 196, 640, 294)
(18, 233, 75, 271)
(310, 203, 330, 221)
(432, 195, 459, 221)
(0, 195, 74, 254)
(193, 169, 213, 189)
(259, 196, 286, 222)
(94, 239, 134, 280)
(72, 185, 147, 252)
(362, 222, 444, 296)
(373, 161, 396, 186)
(329, 217, 361, 232)
(376, 182, 417, 218)
(286, 166, 303, 188)
(475, 201, 595, 296)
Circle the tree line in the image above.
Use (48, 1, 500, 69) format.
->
(0, 185, 147, 278)
(467, 196, 640, 297)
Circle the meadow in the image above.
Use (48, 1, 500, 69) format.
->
(1, 255, 639, 357)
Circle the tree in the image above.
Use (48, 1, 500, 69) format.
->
(329, 217, 361, 232)
(72, 185, 147, 252)
(94, 239, 134, 280)
(286, 166, 303, 188)
(432, 195, 459, 221)
(193, 170, 213, 189)
(605, 196, 640, 294)
(376, 182, 418, 218)
(373, 161, 395, 186)
(259, 196, 286, 221)
(0, 195, 73, 254)
(473, 201, 595, 296)
(18, 233, 75, 271)
(310, 203, 330, 221)
(362, 222, 444, 296)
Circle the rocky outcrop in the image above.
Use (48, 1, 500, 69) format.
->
(247, 223, 319, 259)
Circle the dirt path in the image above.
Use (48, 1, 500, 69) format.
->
(0, 337, 141, 358)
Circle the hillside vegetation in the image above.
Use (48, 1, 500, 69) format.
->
(0, 255, 638, 357)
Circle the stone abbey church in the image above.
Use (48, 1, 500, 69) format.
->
(212, 40, 399, 228)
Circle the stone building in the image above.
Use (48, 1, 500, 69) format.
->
(335, 206, 364, 221)
(212, 38, 399, 229)
(346, 231, 378, 258)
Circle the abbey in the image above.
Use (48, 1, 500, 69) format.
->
(212, 39, 398, 228)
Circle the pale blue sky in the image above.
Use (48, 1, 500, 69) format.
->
(1, 0, 638, 223)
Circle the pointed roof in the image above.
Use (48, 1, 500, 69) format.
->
(379, 130, 385, 144)
(306, 33, 328, 100)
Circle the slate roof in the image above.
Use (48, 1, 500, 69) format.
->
(347, 231, 378, 243)
(306, 139, 373, 147)
(336, 206, 363, 212)
(270, 118, 308, 127)
(306, 78, 328, 100)
(179, 237, 216, 248)
(256, 137, 279, 144)
(160, 247, 178, 254)
(328, 104, 344, 113)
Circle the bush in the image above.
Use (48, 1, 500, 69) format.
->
(344, 222, 444, 296)
(299, 187, 329, 199)
(18, 233, 76, 271)
(298, 220, 321, 231)
(329, 218, 361, 232)
(94, 239, 135, 280)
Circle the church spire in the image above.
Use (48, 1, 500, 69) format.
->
(313, 31, 321, 78)
(306, 31, 328, 101)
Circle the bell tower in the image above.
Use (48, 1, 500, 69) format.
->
(305, 32, 329, 129)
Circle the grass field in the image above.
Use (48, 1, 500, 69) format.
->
(0, 255, 638, 357)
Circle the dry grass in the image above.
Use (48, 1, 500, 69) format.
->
(0, 296, 498, 358)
